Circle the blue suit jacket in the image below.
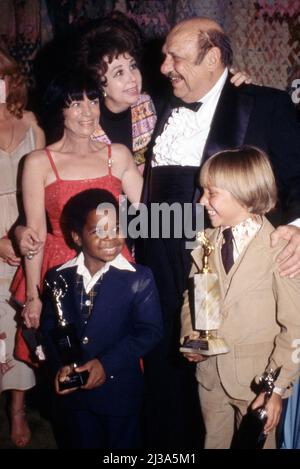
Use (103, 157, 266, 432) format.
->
(41, 263, 163, 416)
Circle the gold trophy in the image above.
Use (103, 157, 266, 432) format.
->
(180, 232, 229, 356)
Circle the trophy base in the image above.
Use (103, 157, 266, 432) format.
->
(231, 408, 267, 449)
(52, 324, 82, 367)
(180, 335, 229, 356)
(59, 370, 89, 391)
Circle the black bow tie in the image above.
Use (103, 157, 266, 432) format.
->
(170, 96, 202, 112)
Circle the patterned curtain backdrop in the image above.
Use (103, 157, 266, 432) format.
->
(227, 1, 300, 90)
(125, 1, 172, 38)
(0, 0, 299, 94)
(0, 0, 41, 86)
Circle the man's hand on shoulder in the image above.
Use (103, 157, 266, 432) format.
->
(271, 225, 300, 278)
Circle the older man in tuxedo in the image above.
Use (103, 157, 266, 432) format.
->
(140, 17, 300, 448)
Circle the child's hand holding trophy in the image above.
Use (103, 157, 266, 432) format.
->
(45, 275, 89, 391)
(180, 231, 229, 356)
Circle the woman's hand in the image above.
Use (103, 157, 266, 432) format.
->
(0, 332, 14, 375)
(14, 225, 43, 258)
(0, 238, 21, 266)
(22, 296, 42, 329)
(230, 68, 252, 87)
(0, 359, 14, 375)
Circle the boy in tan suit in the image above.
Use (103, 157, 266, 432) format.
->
(181, 146, 300, 449)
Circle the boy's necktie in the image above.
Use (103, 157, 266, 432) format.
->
(221, 228, 234, 273)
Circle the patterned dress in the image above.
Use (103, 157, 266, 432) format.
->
(92, 93, 157, 166)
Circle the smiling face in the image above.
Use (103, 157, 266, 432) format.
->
(63, 92, 100, 137)
(72, 208, 124, 275)
(161, 30, 210, 103)
(161, 19, 225, 103)
(103, 53, 142, 112)
(200, 185, 251, 228)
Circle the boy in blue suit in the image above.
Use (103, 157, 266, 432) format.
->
(40, 188, 162, 449)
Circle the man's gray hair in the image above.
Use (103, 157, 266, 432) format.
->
(196, 29, 233, 67)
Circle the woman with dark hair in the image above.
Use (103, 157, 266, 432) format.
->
(11, 68, 142, 349)
(0, 45, 44, 447)
(16, 13, 250, 258)
(76, 11, 156, 170)
(76, 11, 250, 171)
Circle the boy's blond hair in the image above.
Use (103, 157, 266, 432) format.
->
(200, 146, 277, 214)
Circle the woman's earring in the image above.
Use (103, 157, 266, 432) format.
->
(103, 90, 107, 98)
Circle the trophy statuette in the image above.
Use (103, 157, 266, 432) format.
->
(180, 231, 229, 356)
(45, 275, 88, 390)
(231, 367, 281, 449)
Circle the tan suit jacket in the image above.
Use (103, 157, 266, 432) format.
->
(181, 217, 300, 401)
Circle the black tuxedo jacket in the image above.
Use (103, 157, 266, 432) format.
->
(138, 78, 300, 339)
(144, 78, 300, 224)
(40, 263, 163, 416)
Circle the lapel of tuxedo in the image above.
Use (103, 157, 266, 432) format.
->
(142, 102, 174, 204)
(145, 81, 254, 205)
(192, 80, 254, 205)
(201, 79, 254, 166)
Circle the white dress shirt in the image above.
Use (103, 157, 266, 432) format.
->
(152, 69, 228, 167)
(216, 216, 262, 263)
(57, 252, 135, 294)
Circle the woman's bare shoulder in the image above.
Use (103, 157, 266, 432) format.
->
(92, 140, 109, 153)
(24, 148, 48, 166)
(23, 111, 45, 147)
(22, 110, 38, 125)
(110, 143, 132, 160)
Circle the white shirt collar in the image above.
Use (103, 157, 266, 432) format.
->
(217, 216, 262, 261)
(200, 68, 228, 105)
(57, 252, 135, 293)
(152, 68, 228, 168)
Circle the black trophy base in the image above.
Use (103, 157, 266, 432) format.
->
(59, 370, 89, 391)
(180, 337, 229, 356)
(231, 408, 267, 449)
(52, 323, 82, 366)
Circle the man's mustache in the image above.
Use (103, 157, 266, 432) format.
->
(168, 72, 183, 81)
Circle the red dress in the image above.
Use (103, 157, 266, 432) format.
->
(11, 145, 132, 363)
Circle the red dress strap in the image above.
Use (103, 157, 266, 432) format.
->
(107, 144, 112, 177)
(45, 148, 60, 180)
